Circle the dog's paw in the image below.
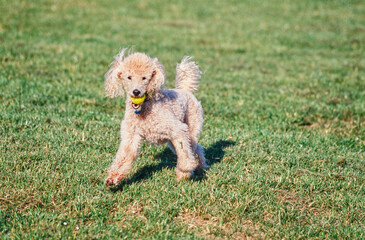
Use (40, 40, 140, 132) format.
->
(177, 159, 198, 172)
(175, 168, 193, 181)
(104, 172, 126, 186)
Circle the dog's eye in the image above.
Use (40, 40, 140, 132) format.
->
(142, 77, 147, 80)
(127, 76, 132, 80)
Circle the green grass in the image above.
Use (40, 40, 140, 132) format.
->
(1, 0, 364, 238)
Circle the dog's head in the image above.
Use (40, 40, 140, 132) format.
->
(104, 49, 165, 98)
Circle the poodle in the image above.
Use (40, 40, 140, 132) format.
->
(104, 49, 207, 186)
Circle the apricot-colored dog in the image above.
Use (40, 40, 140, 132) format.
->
(104, 49, 206, 186)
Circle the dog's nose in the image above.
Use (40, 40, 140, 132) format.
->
(133, 89, 141, 96)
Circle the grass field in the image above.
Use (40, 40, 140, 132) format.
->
(1, 0, 364, 238)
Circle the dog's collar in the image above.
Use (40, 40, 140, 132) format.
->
(131, 90, 155, 114)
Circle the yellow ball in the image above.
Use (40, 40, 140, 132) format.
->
(130, 95, 146, 105)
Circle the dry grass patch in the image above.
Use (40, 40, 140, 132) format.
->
(0, 189, 46, 213)
(175, 209, 265, 239)
(114, 201, 148, 228)
(276, 190, 319, 215)
(275, 189, 322, 226)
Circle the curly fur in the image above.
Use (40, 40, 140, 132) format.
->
(104, 49, 207, 186)
(176, 56, 201, 92)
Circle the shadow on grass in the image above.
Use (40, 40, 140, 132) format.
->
(110, 140, 236, 192)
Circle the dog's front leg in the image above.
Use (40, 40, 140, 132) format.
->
(105, 134, 141, 186)
(171, 124, 199, 181)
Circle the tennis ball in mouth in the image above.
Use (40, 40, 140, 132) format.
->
(130, 95, 146, 105)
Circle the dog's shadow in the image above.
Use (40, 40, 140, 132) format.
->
(111, 140, 236, 192)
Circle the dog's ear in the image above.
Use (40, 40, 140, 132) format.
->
(148, 58, 165, 92)
(104, 48, 128, 98)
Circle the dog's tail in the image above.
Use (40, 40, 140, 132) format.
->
(175, 56, 202, 92)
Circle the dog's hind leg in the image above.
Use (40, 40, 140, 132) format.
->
(195, 143, 208, 170)
(167, 141, 176, 155)
(184, 98, 207, 170)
